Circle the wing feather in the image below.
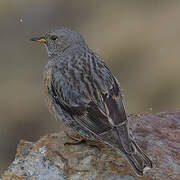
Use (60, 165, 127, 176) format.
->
(49, 52, 128, 137)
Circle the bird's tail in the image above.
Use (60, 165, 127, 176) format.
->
(114, 123, 153, 176)
(124, 138, 153, 176)
(98, 122, 152, 176)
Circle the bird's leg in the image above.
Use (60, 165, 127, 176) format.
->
(85, 140, 102, 152)
(64, 131, 104, 168)
(64, 131, 102, 151)
(65, 132, 104, 169)
(64, 131, 86, 145)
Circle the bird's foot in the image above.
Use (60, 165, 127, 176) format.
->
(64, 131, 86, 145)
(64, 131, 103, 151)
(85, 140, 102, 152)
(64, 131, 104, 168)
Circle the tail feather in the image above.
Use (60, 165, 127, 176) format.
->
(98, 124, 152, 176)
(115, 123, 152, 176)
(124, 139, 153, 176)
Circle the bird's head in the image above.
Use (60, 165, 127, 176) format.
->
(31, 28, 87, 57)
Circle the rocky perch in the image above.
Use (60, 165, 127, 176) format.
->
(1, 111, 180, 180)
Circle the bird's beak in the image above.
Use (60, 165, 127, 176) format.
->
(30, 36, 46, 43)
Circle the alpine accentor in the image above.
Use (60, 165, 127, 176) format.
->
(31, 28, 152, 176)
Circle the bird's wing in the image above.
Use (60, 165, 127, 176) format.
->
(49, 53, 132, 152)
(50, 71, 112, 134)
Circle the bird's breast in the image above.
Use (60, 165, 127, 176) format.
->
(43, 67, 54, 114)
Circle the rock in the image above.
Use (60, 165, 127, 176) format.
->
(1, 111, 180, 180)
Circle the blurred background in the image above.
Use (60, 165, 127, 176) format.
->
(0, 0, 180, 173)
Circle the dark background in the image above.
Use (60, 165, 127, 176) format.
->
(0, 0, 180, 173)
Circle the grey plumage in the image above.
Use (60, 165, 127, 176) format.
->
(31, 28, 152, 176)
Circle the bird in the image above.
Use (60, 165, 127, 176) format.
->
(31, 28, 152, 176)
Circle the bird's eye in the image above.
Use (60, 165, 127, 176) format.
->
(51, 35, 57, 40)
